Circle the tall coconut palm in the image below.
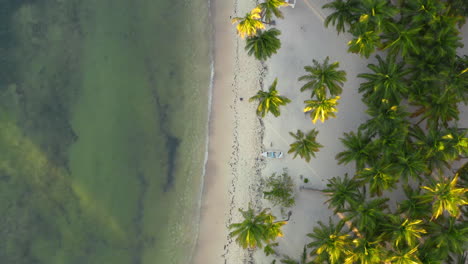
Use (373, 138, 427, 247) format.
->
(336, 129, 376, 171)
(361, 103, 409, 138)
(298, 57, 347, 99)
(410, 90, 460, 129)
(392, 149, 427, 183)
(303, 96, 340, 124)
(348, 24, 381, 58)
(344, 236, 386, 264)
(358, 55, 410, 106)
(420, 174, 468, 219)
(382, 22, 422, 58)
(288, 129, 323, 162)
(425, 216, 468, 258)
(357, 161, 398, 197)
(417, 242, 446, 264)
(231, 7, 265, 39)
(344, 196, 389, 234)
(387, 246, 422, 264)
(307, 218, 351, 264)
(229, 207, 286, 249)
(382, 216, 427, 248)
(257, 0, 288, 23)
(397, 185, 432, 220)
(322, 0, 360, 34)
(354, 0, 398, 32)
(409, 126, 453, 172)
(323, 174, 362, 213)
(249, 78, 291, 118)
(440, 127, 468, 160)
(245, 28, 281, 61)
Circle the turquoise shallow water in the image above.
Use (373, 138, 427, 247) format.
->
(0, 0, 210, 263)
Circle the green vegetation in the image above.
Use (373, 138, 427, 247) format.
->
(231, 7, 266, 39)
(250, 78, 291, 117)
(303, 96, 340, 124)
(233, 1, 468, 263)
(246, 29, 282, 61)
(288, 129, 323, 162)
(263, 170, 296, 208)
(297, 0, 468, 263)
(258, 0, 288, 23)
(232, 0, 288, 60)
(298, 57, 347, 99)
(229, 207, 287, 249)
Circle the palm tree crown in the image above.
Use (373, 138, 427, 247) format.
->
(257, 0, 288, 23)
(249, 78, 291, 118)
(420, 174, 468, 219)
(245, 28, 281, 61)
(288, 129, 323, 162)
(323, 173, 361, 213)
(307, 218, 350, 264)
(298, 56, 347, 99)
(231, 7, 265, 39)
(303, 96, 340, 124)
(358, 54, 410, 106)
(229, 207, 286, 249)
(336, 129, 376, 171)
(323, 0, 359, 34)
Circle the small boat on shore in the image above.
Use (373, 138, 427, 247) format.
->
(285, 0, 296, 8)
(261, 150, 284, 159)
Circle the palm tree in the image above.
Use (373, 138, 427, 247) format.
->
(425, 216, 468, 259)
(387, 246, 422, 264)
(417, 242, 446, 264)
(400, 0, 445, 26)
(410, 91, 460, 129)
(245, 28, 281, 61)
(257, 0, 288, 23)
(303, 96, 340, 124)
(249, 78, 291, 117)
(420, 174, 468, 219)
(361, 103, 409, 139)
(440, 127, 468, 160)
(382, 216, 427, 248)
(231, 7, 265, 39)
(336, 129, 376, 171)
(392, 149, 427, 183)
(344, 236, 386, 264)
(298, 57, 347, 99)
(229, 207, 286, 249)
(288, 129, 323, 162)
(381, 22, 422, 58)
(409, 126, 453, 172)
(307, 218, 351, 264)
(322, 0, 360, 34)
(354, 0, 398, 32)
(357, 161, 398, 197)
(323, 174, 361, 213)
(280, 245, 308, 264)
(397, 185, 432, 220)
(347, 24, 381, 58)
(344, 196, 389, 234)
(358, 55, 410, 106)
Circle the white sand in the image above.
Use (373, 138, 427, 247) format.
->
(193, 0, 468, 263)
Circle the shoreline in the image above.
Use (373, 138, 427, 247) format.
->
(192, 0, 266, 262)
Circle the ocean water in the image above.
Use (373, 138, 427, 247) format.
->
(0, 0, 211, 263)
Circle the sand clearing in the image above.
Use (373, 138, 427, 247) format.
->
(194, 0, 468, 263)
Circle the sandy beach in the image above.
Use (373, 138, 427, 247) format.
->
(194, 0, 468, 263)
